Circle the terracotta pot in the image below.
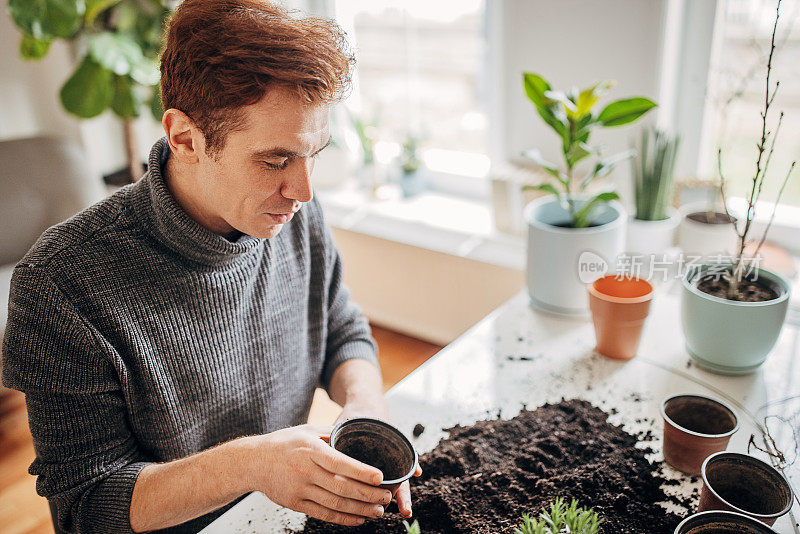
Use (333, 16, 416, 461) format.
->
(587, 275, 654, 360)
(699, 452, 794, 526)
(330, 418, 418, 495)
(674, 511, 778, 533)
(661, 394, 739, 475)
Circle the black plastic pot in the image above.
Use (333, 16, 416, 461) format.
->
(330, 418, 418, 494)
(674, 510, 778, 533)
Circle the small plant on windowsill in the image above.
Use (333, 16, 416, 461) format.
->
(398, 132, 426, 198)
(521, 73, 656, 228)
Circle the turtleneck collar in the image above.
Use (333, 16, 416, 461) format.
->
(129, 137, 264, 266)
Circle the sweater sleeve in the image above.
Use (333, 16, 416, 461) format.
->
(314, 204, 380, 389)
(1, 265, 151, 534)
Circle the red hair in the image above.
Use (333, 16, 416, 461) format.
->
(160, 0, 354, 153)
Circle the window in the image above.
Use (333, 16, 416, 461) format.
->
(329, 0, 490, 179)
(703, 0, 800, 206)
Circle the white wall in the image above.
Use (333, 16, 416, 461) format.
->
(496, 0, 667, 202)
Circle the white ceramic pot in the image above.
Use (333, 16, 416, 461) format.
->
(524, 195, 626, 316)
(626, 208, 680, 256)
(677, 202, 739, 258)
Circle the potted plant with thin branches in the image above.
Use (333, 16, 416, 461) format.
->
(681, 0, 794, 374)
(521, 73, 656, 315)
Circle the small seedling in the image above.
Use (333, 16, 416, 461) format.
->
(403, 519, 421, 534)
(514, 497, 602, 534)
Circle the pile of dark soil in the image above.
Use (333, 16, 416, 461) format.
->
(301, 399, 687, 533)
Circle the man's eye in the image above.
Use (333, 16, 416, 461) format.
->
(263, 159, 289, 170)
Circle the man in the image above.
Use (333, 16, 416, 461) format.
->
(1, 1, 419, 532)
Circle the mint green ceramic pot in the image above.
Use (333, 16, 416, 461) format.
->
(681, 264, 790, 375)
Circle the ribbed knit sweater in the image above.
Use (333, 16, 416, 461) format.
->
(1, 138, 378, 534)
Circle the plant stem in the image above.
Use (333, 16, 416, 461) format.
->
(123, 119, 141, 183)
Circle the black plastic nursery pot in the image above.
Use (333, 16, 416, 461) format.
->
(674, 510, 778, 533)
(699, 452, 793, 526)
(660, 394, 738, 475)
(330, 418, 418, 494)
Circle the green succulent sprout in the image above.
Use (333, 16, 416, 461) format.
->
(514, 497, 602, 534)
(403, 519, 421, 534)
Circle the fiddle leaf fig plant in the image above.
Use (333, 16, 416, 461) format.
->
(522, 72, 657, 228)
(7, 0, 172, 181)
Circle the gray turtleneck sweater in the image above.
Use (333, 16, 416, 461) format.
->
(1, 138, 378, 534)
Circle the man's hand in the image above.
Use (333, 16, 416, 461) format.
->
(333, 404, 423, 519)
(245, 424, 393, 527)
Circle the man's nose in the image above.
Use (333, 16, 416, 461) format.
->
(281, 157, 314, 203)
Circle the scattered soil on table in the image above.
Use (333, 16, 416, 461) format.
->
(335, 433, 409, 481)
(686, 211, 736, 224)
(301, 399, 686, 533)
(696, 275, 778, 302)
(412, 424, 425, 438)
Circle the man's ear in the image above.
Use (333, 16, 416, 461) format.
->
(162, 109, 205, 164)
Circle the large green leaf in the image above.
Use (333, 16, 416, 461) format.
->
(9, 0, 85, 40)
(19, 34, 52, 60)
(110, 75, 139, 118)
(60, 55, 112, 118)
(523, 183, 564, 207)
(85, 0, 122, 24)
(131, 57, 160, 86)
(575, 80, 615, 118)
(524, 73, 568, 139)
(597, 97, 657, 127)
(573, 191, 620, 228)
(523, 72, 551, 108)
(89, 32, 144, 76)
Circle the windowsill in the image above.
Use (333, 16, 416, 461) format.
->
(316, 180, 525, 271)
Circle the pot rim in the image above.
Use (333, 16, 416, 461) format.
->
(681, 263, 791, 308)
(679, 201, 737, 222)
(330, 417, 419, 486)
(674, 510, 779, 533)
(523, 194, 626, 235)
(630, 207, 680, 225)
(588, 275, 654, 304)
(700, 451, 794, 520)
(660, 393, 739, 439)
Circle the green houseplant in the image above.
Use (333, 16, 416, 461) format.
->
(398, 132, 426, 198)
(626, 128, 681, 256)
(681, 0, 794, 374)
(8, 0, 172, 182)
(521, 73, 656, 228)
(521, 73, 656, 316)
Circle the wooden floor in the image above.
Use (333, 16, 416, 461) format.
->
(0, 324, 441, 534)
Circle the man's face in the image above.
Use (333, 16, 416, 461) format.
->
(194, 86, 330, 240)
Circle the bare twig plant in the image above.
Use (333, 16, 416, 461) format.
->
(718, 0, 797, 299)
